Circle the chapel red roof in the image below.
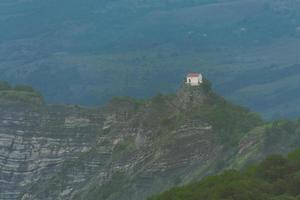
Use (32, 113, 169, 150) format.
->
(187, 73, 200, 77)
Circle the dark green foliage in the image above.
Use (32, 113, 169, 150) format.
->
(256, 155, 289, 182)
(14, 85, 36, 93)
(139, 86, 263, 148)
(142, 93, 175, 128)
(190, 93, 263, 147)
(149, 148, 300, 200)
(110, 96, 144, 106)
(0, 81, 43, 104)
(0, 81, 40, 94)
(75, 172, 131, 200)
(264, 120, 300, 152)
(0, 81, 11, 90)
(201, 78, 212, 94)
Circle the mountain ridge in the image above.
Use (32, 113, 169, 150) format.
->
(0, 80, 299, 200)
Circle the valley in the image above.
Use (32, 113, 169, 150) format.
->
(1, 0, 300, 118)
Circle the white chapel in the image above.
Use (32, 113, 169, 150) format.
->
(186, 73, 203, 86)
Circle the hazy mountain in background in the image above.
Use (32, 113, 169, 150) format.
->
(1, 0, 300, 119)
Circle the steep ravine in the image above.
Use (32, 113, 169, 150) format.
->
(0, 83, 290, 200)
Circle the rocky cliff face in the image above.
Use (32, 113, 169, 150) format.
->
(0, 85, 222, 200)
(0, 102, 103, 199)
(0, 84, 265, 200)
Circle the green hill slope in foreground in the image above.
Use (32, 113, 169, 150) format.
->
(149, 148, 300, 200)
(1, 80, 300, 200)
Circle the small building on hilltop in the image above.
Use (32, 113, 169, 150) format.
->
(186, 73, 203, 86)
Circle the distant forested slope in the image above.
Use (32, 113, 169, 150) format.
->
(1, 0, 300, 119)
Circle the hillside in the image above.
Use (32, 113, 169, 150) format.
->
(1, 0, 300, 118)
(0, 80, 299, 200)
(149, 148, 300, 200)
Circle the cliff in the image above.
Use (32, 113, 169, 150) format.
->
(0, 82, 297, 200)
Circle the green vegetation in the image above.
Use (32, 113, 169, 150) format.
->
(112, 136, 136, 160)
(263, 120, 300, 153)
(192, 94, 263, 147)
(74, 171, 131, 200)
(109, 96, 144, 113)
(14, 85, 37, 93)
(127, 82, 264, 150)
(0, 81, 11, 90)
(0, 81, 43, 104)
(149, 148, 300, 200)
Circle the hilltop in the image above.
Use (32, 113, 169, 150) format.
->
(0, 80, 299, 200)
